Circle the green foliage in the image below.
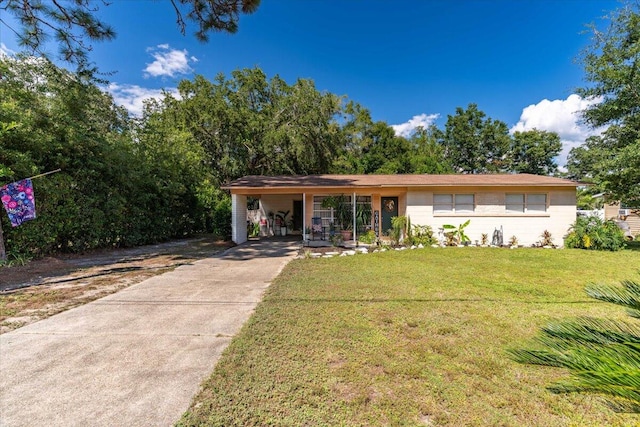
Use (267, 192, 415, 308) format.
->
(0, 55, 220, 258)
(212, 196, 232, 239)
(564, 216, 626, 251)
(408, 224, 436, 246)
(321, 194, 353, 230)
(509, 129, 562, 175)
(576, 187, 605, 210)
(0, 252, 32, 268)
(443, 220, 471, 245)
(2, 0, 259, 66)
(443, 104, 511, 173)
(355, 201, 372, 234)
(248, 221, 260, 238)
(568, 3, 640, 206)
(390, 215, 409, 245)
(510, 274, 640, 412)
(357, 230, 377, 244)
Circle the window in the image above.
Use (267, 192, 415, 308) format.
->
(527, 194, 547, 212)
(247, 197, 260, 211)
(312, 195, 372, 232)
(313, 196, 334, 228)
(434, 194, 474, 213)
(505, 194, 524, 213)
(506, 193, 547, 213)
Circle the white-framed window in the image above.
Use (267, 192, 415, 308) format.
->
(505, 194, 525, 213)
(312, 195, 372, 231)
(506, 193, 547, 213)
(312, 196, 335, 228)
(434, 194, 475, 213)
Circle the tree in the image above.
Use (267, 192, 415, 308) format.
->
(510, 274, 640, 412)
(0, 54, 217, 256)
(0, 0, 260, 65)
(568, 2, 640, 206)
(442, 104, 511, 174)
(408, 125, 453, 174)
(142, 67, 343, 183)
(509, 129, 562, 175)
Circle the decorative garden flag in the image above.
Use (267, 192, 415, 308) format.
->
(0, 179, 36, 227)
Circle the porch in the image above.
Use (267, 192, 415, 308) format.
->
(231, 191, 405, 245)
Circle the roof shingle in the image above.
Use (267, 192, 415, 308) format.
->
(224, 174, 577, 189)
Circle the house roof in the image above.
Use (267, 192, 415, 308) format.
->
(224, 174, 578, 190)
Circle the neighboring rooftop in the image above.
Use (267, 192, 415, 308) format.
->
(224, 174, 578, 190)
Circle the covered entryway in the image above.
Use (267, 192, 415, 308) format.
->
(232, 193, 305, 244)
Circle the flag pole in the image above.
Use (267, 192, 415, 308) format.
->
(0, 220, 6, 261)
(25, 168, 62, 181)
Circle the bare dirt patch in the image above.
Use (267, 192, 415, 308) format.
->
(0, 236, 234, 333)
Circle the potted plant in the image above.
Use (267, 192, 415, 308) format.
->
(276, 210, 290, 236)
(322, 195, 354, 241)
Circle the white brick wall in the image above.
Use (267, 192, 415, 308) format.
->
(406, 189, 576, 247)
(232, 194, 247, 244)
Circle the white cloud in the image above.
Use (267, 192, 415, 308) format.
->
(106, 83, 179, 116)
(144, 44, 196, 78)
(0, 43, 16, 57)
(391, 113, 440, 138)
(510, 94, 606, 168)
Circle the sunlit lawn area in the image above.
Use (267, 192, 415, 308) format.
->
(179, 247, 640, 426)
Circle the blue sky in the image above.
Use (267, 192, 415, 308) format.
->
(0, 0, 622, 166)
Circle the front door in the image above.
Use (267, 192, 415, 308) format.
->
(293, 200, 303, 231)
(381, 197, 398, 236)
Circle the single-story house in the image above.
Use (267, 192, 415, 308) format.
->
(604, 201, 640, 238)
(223, 174, 578, 247)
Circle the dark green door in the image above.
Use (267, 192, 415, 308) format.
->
(381, 197, 398, 236)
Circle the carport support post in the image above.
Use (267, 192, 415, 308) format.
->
(231, 193, 247, 245)
(353, 191, 357, 243)
(302, 193, 306, 241)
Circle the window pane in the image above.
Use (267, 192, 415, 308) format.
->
(455, 194, 474, 205)
(506, 193, 524, 213)
(527, 194, 547, 212)
(506, 194, 524, 204)
(455, 194, 474, 212)
(528, 194, 546, 205)
(456, 204, 474, 213)
(434, 194, 452, 204)
(433, 194, 453, 213)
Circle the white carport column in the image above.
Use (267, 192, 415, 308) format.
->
(231, 193, 247, 244)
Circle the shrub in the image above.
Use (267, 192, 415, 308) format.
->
(564, 216, 626, 251)
(538, 230, 555, 247)
(410, 224, 436, 246)
(510, 274, 640, 412)
(358, 230, 377, 244)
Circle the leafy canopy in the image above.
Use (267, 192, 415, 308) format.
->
(0, 0, 260, 66)
(568, 2, 640, 206)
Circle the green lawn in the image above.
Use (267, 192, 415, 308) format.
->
(179, 247, 640, 427)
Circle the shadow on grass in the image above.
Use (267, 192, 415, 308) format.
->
(626, 241, 640, 251)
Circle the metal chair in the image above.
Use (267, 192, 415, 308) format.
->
(311, 217, 325, 240)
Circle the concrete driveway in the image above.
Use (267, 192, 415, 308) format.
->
(0, 239, 299, 427)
